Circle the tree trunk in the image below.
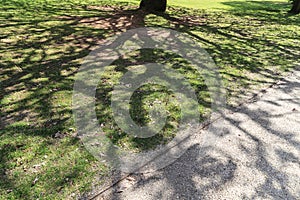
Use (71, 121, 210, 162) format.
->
(289, 0, 300, 14)
(139, 0, 167, 12)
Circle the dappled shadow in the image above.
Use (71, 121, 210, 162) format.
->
(102, 70, 300, 200)
(0, 3, 149, 129)
(93, 48, 211, 152)
(81, 2, 299, 199)
(152, 4, 300, 103)
(212, 70, 300, 199)
(0, 1, 150, 198)
(127, 144, 237, 199)
(223, 0, 292, 16)
(1, 0, 300, 198)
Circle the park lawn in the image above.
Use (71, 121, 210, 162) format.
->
(1, 0, 299, 199)
(110, 0, 289, 10)
(175, 0, 291, 10)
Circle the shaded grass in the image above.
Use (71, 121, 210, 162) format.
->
(0, 0, 299, 199)
(0, 0, 127, 198)
(95, 49, 211, 152)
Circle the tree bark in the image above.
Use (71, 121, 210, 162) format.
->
(139, 0, 167, 12)
(289, 0, 300, 14)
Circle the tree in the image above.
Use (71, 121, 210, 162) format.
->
(139, 0, 167, 12)
(289, 0, 300, 14)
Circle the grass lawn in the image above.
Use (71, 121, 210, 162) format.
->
(111, 0, 289, 10)
(1, 0, 299, 199)
(169, 0, 284, 10)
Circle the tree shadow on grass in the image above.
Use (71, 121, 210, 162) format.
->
(154, 3, 300, 103)
(85, 3, 300, 199)
(102, 70, 300, 200)
(1, 0, 300, 198)
(0, 1, 150, 198)
(222, 0, 292, 16)
(0, 3, 150, 129)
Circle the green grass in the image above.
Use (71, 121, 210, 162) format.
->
(1, 0, 300, 199)
(171, 0, 290, 10)
(108, 0, 289, 10)
(169, 0, 249, 10)
(95, 49, 210, 152)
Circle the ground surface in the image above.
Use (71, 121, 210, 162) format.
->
(95, 68, 300, 200)
(1, 0, 299, 199)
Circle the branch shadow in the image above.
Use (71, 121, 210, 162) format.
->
(104, 70, 300, 200)
(1, 0, 299, 198)
(0, 1, 150, 198)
